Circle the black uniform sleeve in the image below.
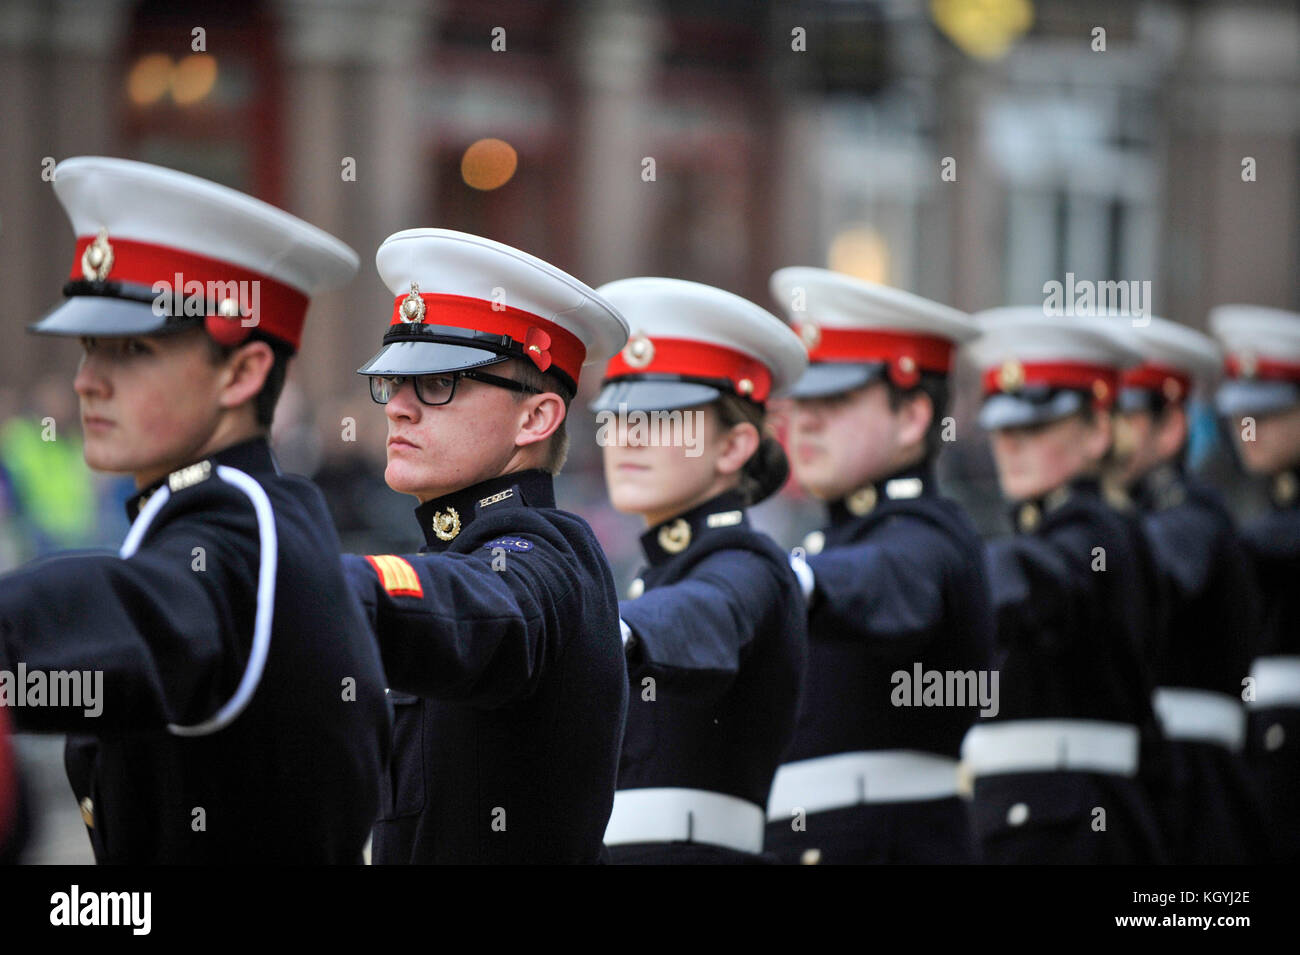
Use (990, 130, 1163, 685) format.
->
(619, 548, 785, 704)
(984, 520, 1094, 648)
(342, 528, 582, 708)
(806, 529, 948, 656)
(0, 482, 258, 733)
(1142, 507, 1220, 602)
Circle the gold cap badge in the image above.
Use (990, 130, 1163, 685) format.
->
(799, 323, 821, 351)
(400, 282, 427, 324)
(432, 506, 461, 541)
(81, 228, 114, 281)
(997, 358, 1024, 393)
(1238, 350, 1258, 379)
(623, 333, 655, 369)
(657, 518, 691, 554)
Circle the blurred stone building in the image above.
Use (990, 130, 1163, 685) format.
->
(2, 0, 1296, 401)
(0, 0, 1297, 863)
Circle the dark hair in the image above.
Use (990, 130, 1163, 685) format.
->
(883, 372, 950, 459)
(502, 357, 575, 474)
(713, 393, 790, 506)
(206, 333, 294, 429)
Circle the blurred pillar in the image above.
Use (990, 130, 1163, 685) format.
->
(273, 0, 437, 452)
(573, 0, 664, 286)
(1164, 2, 1300, 321)
(0, 0, 130, 405)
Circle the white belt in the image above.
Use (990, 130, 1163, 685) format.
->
(1248, 656, 1300, 709)
(1153, 687, 1246, 751)
(766, 750, 960, 821)
(604, 788, 765, 855)
(961, 719, 1139, 778)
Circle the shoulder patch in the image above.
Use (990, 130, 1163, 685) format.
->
(485, 536, 533, 553)
(365, 554, 424, 598)
(168, 460, 213, 491)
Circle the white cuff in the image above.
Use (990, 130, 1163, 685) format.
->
(619, 617, 633, 646)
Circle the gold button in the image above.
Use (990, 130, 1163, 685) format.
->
(800, 848, 822, 865)
(1017, 502, 1041, 533)
(1265, 723, 1285, 751)
(627, 577, 645, 599)
(79, 796, 94, 829)
(1007, 802, 1030, 826)
(1274, 472, 1298, 506)
(802, 530, 825, 556)
(737, 378, 754, 396)
(657, 519, 691, 554)
(846, 485, 877, 516)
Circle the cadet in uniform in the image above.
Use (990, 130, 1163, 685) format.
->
(1211, 305, 1300, 864)
(1114, 316, 1269, 863)
(0, 157, 390, 863)
(962, 309, 1167, 864)
(590, 278, 808, 864)
(344, 229, 629, 864)
(764, 269, 994, 864)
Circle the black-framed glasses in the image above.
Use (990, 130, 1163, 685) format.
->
(368, 369, 541, 407)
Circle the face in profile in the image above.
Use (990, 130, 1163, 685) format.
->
(601, 405, 754, 526)
(380, 371, 534, 502)
(990, 410, 1111, 501)
(1232, 404, 1300, 475)
(74, 329, 226, 485)
(786, 380, 928, 501)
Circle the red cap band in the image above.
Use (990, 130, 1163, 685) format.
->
(71, 235, 309, 350)
(390, 292, 586, 383)
(1120, 363, 1192, 402)
(982, 360, 1121, 409)
(1224, 353, 1300, 384)
(604, 337, 773, 403)
(795, 326, 954, 388)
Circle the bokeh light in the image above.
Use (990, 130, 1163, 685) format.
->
(126, 53, 173, 106)
(461, 138, 518, 191)
(171, 54, 219, 105)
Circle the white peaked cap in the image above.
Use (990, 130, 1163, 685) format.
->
(591, 277, 808, 411)
(358, 228, 628, 391)
(1209, 304, 1300, 417)
(966, 307, 1143, 430)
(769, 267, 976, 399)
(33, 156, 358, 351)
